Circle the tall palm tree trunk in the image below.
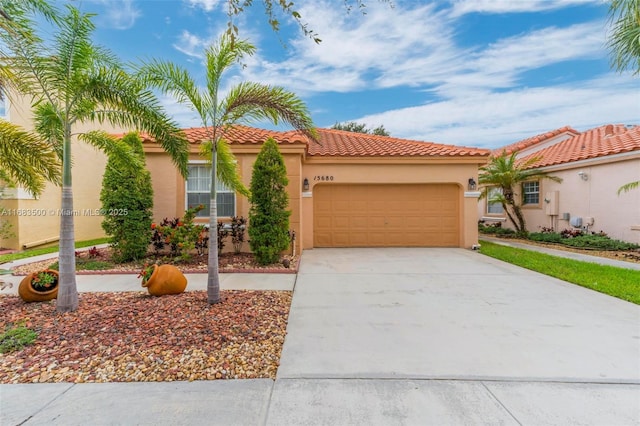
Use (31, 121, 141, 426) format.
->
(57, 133, 78, 312)
(207, 142, 220, 304)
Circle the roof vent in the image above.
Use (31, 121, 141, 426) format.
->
(604, 124, 614, 137)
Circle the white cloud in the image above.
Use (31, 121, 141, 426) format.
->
(98, 0, 141, 30)
(184, 0, 224, 12)
(355, 74, 639, 149)
(173, 30, 208, 59)
(449, 0, 604, 17)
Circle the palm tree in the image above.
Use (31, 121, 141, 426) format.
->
(0, 0, 61, 195)
(479, 152, 562, 235)
(1, 4, 189, 312)
(138, 33, 317, 304)
(607, 0, 640, 75)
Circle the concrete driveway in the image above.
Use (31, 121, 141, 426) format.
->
(271, 248, 640, 425)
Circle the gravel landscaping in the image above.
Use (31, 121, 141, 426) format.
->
(0, 290, 291, 384)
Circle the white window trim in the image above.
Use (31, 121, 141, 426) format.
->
(185, 162, 236, 217)
(522, 181, 540, 205)
(486, 186, 504, 215)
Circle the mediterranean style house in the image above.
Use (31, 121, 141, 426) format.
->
(1, 90, 491, 252)
(479, 124, 640, 243)
(142, 126, 490, 253)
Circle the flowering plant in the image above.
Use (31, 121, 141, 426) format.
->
(31, 270, 58, 290)
(137, 263, 156, 284)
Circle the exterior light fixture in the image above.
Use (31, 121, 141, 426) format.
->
(303, 178, 310, 191)
(578, 171, 588, 181)
(468, 178, 477, 191)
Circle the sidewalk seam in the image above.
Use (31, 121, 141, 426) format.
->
(480, 381, 523, 426)
(15, 383, 76, 425)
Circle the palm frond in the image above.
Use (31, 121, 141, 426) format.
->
(83, 66, 189, 177)
(617, 180, 639, 195)
(0, 119, 61, 194)
(607, 0, 640, 75)
(79, 130, 142, 171)
(221, 82, 318, 141)
(136, 59, 206, 119)
(205, 34, 255, 100)
(33, 101, 64, 158)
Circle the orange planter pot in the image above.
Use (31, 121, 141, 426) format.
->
(142, 264, 187, 296)
(18, 270, 59, 302)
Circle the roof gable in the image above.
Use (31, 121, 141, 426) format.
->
(519, 124, 640, 169)
(495, 126, 579, 156)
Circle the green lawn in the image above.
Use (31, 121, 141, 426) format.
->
(0, 238, 109, 264)
(479, 241, 640, 305)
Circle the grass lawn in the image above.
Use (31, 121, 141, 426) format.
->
(0, 238, 109, 264)
(479, 241, 640, 305)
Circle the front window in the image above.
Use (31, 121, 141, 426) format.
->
(522, 181, 540, 205)
(186, 165, 235, 217)
(487, 187, 504, 214)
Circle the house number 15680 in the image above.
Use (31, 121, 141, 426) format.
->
(313, 176, 334, 181)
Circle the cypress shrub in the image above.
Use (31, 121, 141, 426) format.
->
(249, 138, 291, 265)
(100, 133, 153, 263)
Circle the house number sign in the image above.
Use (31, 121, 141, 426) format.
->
(313, 175, 334, 181)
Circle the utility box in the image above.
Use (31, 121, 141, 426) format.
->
(570, 216, 583, 228)
(545, 191, 559, 216)
(561, 212, 570, 221)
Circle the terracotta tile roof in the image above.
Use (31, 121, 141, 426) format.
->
(520, 124, 640, 169)
(137, 125, 490, 158)
(181, 125, 307, 145)
(496, 126, 580, 155)
(306, 128, 490, 157)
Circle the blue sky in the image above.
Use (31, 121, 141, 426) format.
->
(55, 1, 640, 147)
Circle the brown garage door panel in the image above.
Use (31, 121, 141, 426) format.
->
(313, 184, 460, 247)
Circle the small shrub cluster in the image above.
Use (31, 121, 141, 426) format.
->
(478, 222, 517, 237)
(0, 322, 37, 354)
(48, 246, 112, 271)
(217, 216, 247, 253)
(528, 228, 639, 251)
(151, 206, 208, 262)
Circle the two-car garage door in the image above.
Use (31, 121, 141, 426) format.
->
(313, 184, 460, 247)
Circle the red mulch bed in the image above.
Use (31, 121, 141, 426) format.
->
(0, 290, 291, 383)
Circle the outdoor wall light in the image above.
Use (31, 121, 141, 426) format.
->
(578, 171, 589, 181)
(468, 178, 477, 191)
(303, 178, 310, 191)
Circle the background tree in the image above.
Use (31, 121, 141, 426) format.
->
(479, 152, 562, 235)
(607, 0, 640, 75)
(100, 133, 153, 263)
(607, 0, 639, 194)
(138, 33, 316, 304)
(248, 138, 291, 265)
(332, 121, 390, 136)
(1, 4, 188, 312)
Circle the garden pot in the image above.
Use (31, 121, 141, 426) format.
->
(142, 264, 187, 296)
(18, 270, 59, 302)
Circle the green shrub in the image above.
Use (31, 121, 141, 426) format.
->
(563, 235, 639, 250)
(100, 133, 153, 263)
(494, 227, 517, 237)
(529, 232, 563, 243)
(150, 206, 208, 262)
(0, 322, 37, 354)
(249, 138, 291, 265)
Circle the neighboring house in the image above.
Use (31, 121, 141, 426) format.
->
(480, 124, 640, 243)
(142, 126, 490, 253)
(0, 91, 123, 250)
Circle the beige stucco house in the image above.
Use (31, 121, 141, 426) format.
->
(143, 126, 490, 254)
(479, 124, 640, 243)
(0, 92, 123, 250)
(1, 90, 491, 253)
